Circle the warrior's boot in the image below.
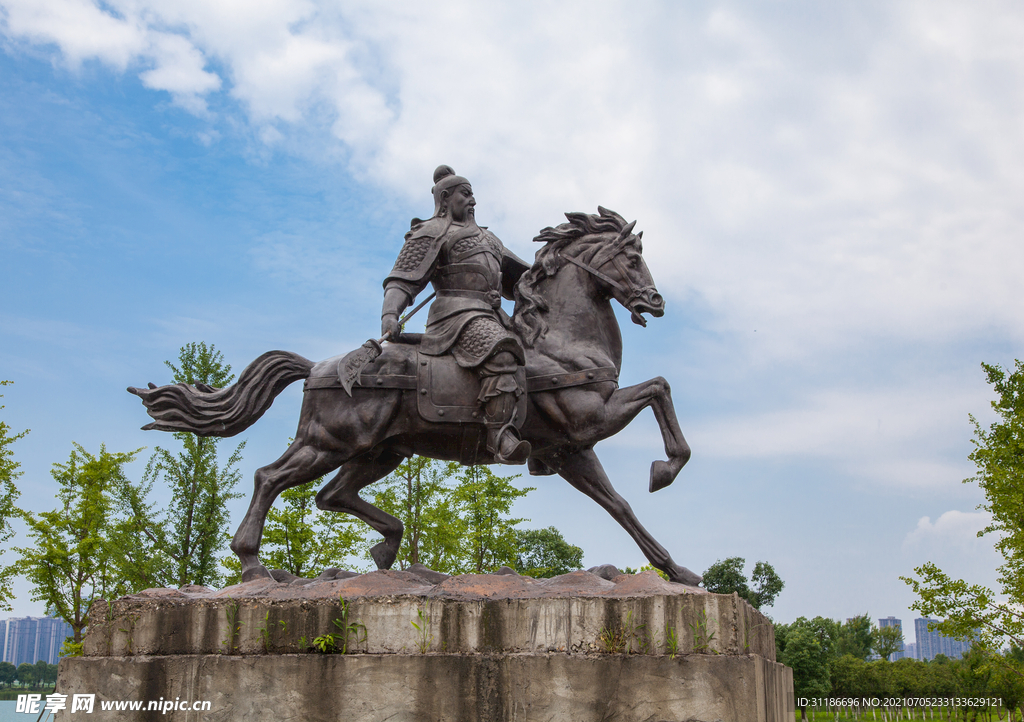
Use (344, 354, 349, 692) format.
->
(479, 351, 531, 464)
(484, 391, 531, 464)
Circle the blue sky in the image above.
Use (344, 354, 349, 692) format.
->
(2, 1, 1023, 635)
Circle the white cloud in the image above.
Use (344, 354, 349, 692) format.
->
(2, 0, 147, 69)
(4, 0, 1024, 413)
(692, 383, 982, 490)
(139, 31, 220, 112)
(903, 510, 991, 552)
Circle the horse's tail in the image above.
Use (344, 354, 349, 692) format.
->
(127, 350, 314, 437)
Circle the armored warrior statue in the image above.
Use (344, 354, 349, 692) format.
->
(381, 165, 533, 463)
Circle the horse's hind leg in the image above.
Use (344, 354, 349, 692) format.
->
(231, 440, 346, 582)
(555, 448, 701, 586)
(316, 451, 406, 570)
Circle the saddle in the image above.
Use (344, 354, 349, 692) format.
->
(307, 335, 527, 427)
(305, 337, 616, 466)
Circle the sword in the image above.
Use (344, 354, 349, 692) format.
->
(337, 292, 436, 396)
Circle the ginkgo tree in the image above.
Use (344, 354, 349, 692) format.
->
(903, 360, 1024, 659)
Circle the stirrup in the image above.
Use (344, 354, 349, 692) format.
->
(490, 422, 531, 465)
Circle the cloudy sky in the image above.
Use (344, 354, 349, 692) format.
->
(2, 0, 1022, 638)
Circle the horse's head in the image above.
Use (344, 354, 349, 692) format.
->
(513, 207, 664, 345)
(563, 209, 664, 327)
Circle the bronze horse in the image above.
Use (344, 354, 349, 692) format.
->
(129, 208, 701, 586)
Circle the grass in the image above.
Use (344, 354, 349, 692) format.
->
(792, 705, 1009, 721)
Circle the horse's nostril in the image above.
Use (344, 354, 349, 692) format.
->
(651, 293, 664, 307)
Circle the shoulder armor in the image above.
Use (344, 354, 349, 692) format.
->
(385, 217, 448, 286)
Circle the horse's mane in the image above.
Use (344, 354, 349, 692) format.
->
(512, 207, 633, 347)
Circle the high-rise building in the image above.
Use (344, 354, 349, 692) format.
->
(0, 617, 73, 666)
(904, 642, 918, 660)
(914, 617, 974, 661)
(878, 616, 906, 661)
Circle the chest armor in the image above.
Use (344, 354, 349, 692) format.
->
(435, 231, 503, 294)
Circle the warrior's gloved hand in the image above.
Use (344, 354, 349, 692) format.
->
(381, 314, 402, 339)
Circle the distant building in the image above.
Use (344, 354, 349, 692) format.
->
(914, 617, 973, 661)
(0, 617, 73, 666)
(904, 642, 917, 660)
(878, 616, 906, 661)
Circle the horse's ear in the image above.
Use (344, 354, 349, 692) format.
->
(618, 220, 636, 240)
(637, 231, 643, 240)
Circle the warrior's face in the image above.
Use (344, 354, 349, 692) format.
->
(447, 184, 476, 223)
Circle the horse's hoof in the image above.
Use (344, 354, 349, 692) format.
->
(670, 565, 702, 587)
(370, 541, 397, 570)
(649, 460, 676, 493)
(241, 565, 273, 583)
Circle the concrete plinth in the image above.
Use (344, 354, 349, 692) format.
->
(57, 570, 794, 721)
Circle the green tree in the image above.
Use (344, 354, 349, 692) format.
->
(872, 623, 904, 661)
(0, 660, 15, 687)
(366, 458, 535, 575)
(903, 361, 1024, 659)
(104, 468, 176, 593)
(991, 652, 1024, 722)
(781, 624, 831, 720)
(701, 557, 785, 610)
(143, 343, 244, 587)
(15, 662, 34, 688)
(450, 465, 533, 574)
(370, 456, 464, 573)
(0, 380, 28, 610)
(835, 613, 874, 660)
(828, 654, 867, 701)
(514, 526, 584, 578)
(14, 444, 141, 643)
(260, 479, 365, 578)
(956, 645, 995, 718)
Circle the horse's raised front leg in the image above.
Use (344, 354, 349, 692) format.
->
(555, 448, 701, 586)
(589, 377, 691, 492)
(230, 440, 346, 582)
(316, 451, 406, 570)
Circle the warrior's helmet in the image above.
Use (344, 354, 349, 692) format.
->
(431, 165, 470, 218)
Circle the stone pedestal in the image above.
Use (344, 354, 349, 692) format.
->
(57, 570, 794, 721)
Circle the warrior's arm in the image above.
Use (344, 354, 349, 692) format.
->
(501, 248, 531, 300)
(381, 285, 411, 337)
(381, 223, 443, 336)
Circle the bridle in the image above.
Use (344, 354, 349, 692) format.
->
(557, 222, 658, 327)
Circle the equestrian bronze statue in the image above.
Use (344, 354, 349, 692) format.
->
(129, 166, 700, 586)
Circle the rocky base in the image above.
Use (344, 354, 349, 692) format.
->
(57, 568, 793, 721)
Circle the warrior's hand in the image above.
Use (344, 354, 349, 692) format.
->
(381, 314, 402, 339)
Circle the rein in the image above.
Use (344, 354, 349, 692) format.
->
(558, 250, 655, 326)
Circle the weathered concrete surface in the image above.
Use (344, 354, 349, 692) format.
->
(58, 653, 793, 722)
(59, 570, 793, 721)
(82, 570, 775, 659)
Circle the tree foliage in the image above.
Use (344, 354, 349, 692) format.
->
(0, 661, 16, 687)
(872, 624, 904, 662)
(142, 342, 244, 588)
(771, 612, 1024, 720)
(835, 614, 873, 661)
(903, 360, 1024, 658)
(450, 464, 533, 574)
(14, 443, 141, 643)
(371, 457, 464, 573)
(367, 457, 538, 575)
(781, 623, 830, 720)
(0, 380, 28, 610)
(701, 556, 785, 610)
(514, 526, 584, 578)
(260, 479, 365, 579)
